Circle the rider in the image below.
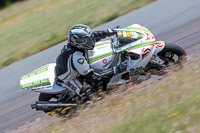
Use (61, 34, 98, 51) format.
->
(55, 24, 127, 97)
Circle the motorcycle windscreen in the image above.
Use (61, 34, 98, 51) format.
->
(20, 63, 65, 93)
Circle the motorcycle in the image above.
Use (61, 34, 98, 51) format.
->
(20, 24, 186, 114)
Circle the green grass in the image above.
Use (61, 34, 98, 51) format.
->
(0, 0, 155, 68)
(33, 59, 200, 133)
(109, 62, 200, 133)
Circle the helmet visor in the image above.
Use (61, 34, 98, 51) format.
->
(77, 37, 87, 44)
(77, 34, 95, 50)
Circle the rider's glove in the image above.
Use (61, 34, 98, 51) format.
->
(114, 61, 127, 74)
(107, 28, 117, 36)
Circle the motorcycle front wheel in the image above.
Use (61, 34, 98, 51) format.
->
(158, 43, 187, 67)
(146, 43, 187, 75)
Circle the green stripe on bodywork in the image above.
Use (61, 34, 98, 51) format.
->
(21, 78, 49, 88)
(89, 52, 113, 63)
(89, 41, 155, 63)
(20, 67, 48, 80)
(117, 41, 155, 53)
(123, 28, 153, 35)
(95, 42, 110, 47)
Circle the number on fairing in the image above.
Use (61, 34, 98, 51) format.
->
(130, 67, 143, 76)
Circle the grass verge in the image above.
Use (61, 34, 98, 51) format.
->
(10, 58, 200, 133)
(0, 0, 155, 68)
(45, 60, 200, 133)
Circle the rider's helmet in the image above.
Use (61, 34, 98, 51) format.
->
(68, 24, 95, 50)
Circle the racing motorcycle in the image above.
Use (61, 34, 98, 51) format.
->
(20, 24, 186, 114)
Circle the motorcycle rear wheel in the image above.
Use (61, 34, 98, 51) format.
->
(38, 93, 56, 101)
(38, 93, 75, 116)
(38, 93, 57, 113)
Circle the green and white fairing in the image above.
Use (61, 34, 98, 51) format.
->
(89, 24, 163, 72)
(20, 24, 166, 93)
(20, 63, 66, 93)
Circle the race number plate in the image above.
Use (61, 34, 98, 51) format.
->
(130, 67, 143, 76)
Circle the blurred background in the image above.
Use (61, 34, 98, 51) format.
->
(0, 0, 200, 132)
(0, 0, 154, 68)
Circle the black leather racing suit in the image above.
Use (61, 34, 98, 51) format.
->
(55, 30, 117, 95)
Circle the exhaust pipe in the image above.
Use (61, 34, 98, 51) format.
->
(31, 101, 77, 111)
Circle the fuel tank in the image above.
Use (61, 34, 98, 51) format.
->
(88, 40, 117, 70)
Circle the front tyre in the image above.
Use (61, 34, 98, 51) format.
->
(146, 43, 187, 75)
(158, 43, 187, 67)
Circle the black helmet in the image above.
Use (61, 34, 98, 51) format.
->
(68, 24, 95, 50)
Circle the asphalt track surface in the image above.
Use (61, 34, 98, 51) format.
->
(0, 0, 200, 132)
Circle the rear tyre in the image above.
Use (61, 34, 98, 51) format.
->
(38, 93, 56, 114)
(38, 93, 74, 116)
(38, 93, 55, 101)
